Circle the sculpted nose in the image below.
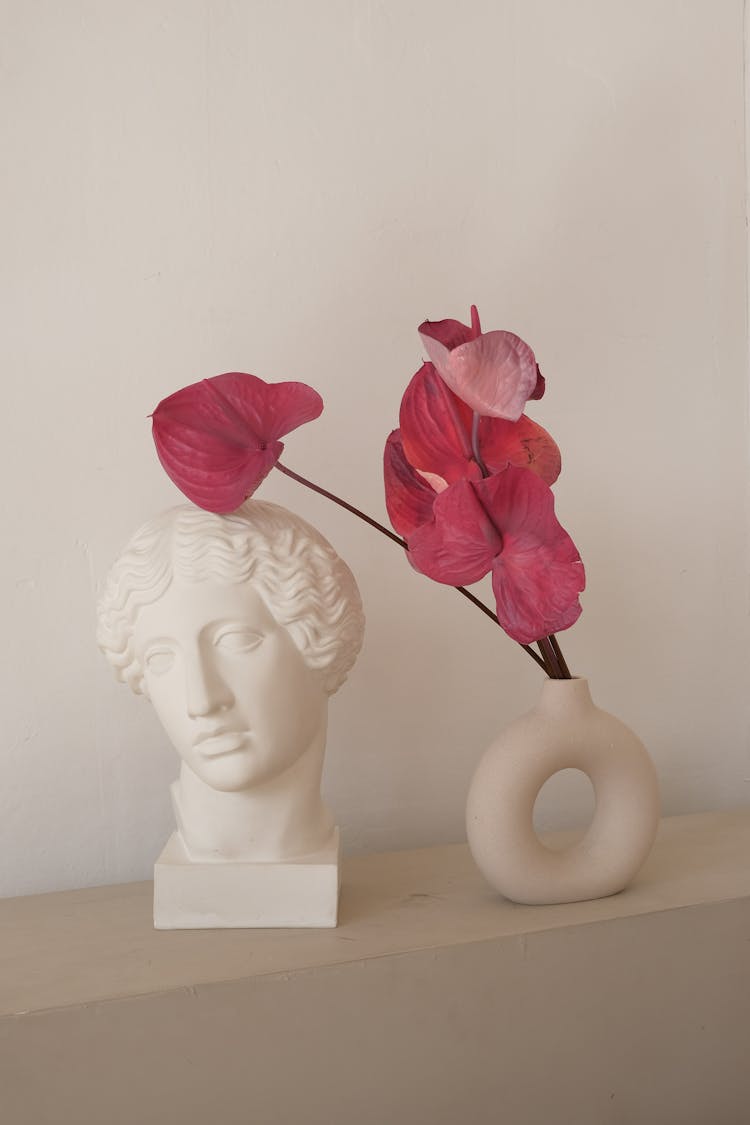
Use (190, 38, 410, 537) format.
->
(185, 650, 233, 718)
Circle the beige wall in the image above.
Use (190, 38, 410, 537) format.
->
(1, 0, 748, 895)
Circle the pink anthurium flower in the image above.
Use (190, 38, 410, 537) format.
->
(384, 433, 585, 644)
(400, 362, 561, 487)
(419, 306, 541, 421)
(151, 372, 323, 512)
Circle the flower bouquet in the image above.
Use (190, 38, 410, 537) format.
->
(382, 306, 584, 678)
(151, 304, 659, 905)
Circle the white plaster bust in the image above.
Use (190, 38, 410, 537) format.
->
(97, 501, 365, 869)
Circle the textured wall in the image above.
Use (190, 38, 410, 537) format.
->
(1, 0, 748, 895)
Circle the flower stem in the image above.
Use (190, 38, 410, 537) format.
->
(275, 461, 405, 547)
(537, 636, 563, 678)
(471, 412, 489, 478)
(548, 633, 572, 678)
(455, 587, 548, 672)
(536, 635, 573, 679)
(274, 460, 548, 674)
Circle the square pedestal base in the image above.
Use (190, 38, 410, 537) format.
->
(153, 830, 340, 929)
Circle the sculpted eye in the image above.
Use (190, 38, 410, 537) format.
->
(214, 627, 263, 654)
(145, 647, 175, 675)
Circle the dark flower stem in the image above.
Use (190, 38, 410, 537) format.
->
(275, 461, 405, 547)
(455, 589, 548, 672)
(536, 636, 573, 679)
(537, 636, 562, 678)
(275, 460, 549, 674)
(548, 633, 571, 678)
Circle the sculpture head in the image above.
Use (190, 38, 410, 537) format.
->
(97, 501, 365, 793)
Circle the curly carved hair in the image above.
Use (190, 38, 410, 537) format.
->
(96, 501, 365, 696)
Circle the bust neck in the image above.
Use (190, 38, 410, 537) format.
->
(171, 720, 334, 863)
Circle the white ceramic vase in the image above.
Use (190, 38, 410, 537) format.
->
(465, 677, 660, 905)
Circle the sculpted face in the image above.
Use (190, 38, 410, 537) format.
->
(133, 579, 327, 792)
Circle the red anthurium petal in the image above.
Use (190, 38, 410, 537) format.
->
(154, 379, 259, 447)
(473, 468, 584, 644)
(151, 372, 323, 513)
(529, 365, 546, 400)
(200, 372, 323, 442)
(479, 414, 561, 486)
(418, 331, 450, 377)
(153, 421, 282, 512)
(398, 364, 559, 487)
(408, 479, 502, 587)
(383, 430, 437, 538)
(399, 363, 482, 485)
(439, 331, 539, 421)
(418, 316, 474, 354)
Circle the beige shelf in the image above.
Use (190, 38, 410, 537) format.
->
(2, 810, 749, 1124)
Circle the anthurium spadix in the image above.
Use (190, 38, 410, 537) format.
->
(151, 372, 323, 513)
(419, 305, 543, 421)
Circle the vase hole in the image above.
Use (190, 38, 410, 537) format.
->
(532, 768, 596, 850)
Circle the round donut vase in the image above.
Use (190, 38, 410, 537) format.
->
(466, 677, 660, 905)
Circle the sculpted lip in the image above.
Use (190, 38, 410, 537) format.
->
(194, 729, 248, 757)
